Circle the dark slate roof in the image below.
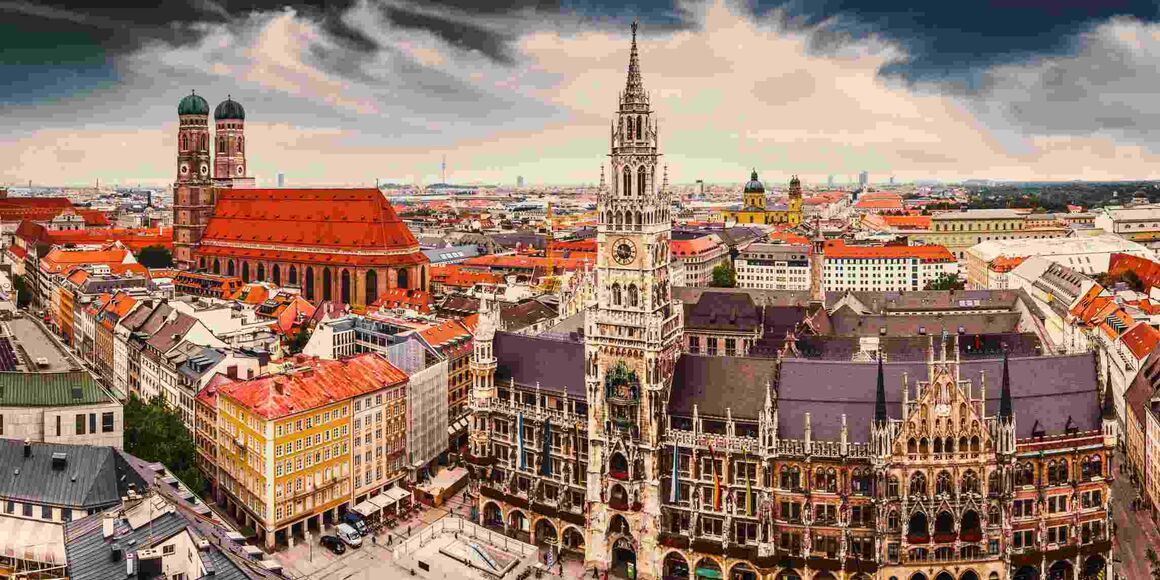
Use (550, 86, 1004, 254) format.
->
(792, 333, 1042, 361)
(684, 292, 761, 332)
(0, 371, 115, 407)
(0, 440, 145, 509)
(827, 310, 1023, 337)
(669, 355, 778, 420)
(493, 332, 585, 397)
(145, 312, 198, 352)
(500, 300, 557, 331)
(775, 353, 1100, 442)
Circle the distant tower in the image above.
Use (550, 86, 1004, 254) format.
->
(859, 170, 869, 187)
(213, 96, 247, 183)
(277, 173, 285, 188)
(173, 91, 214, 270)
(827, 174, 834, 188)
(787, 174, 803, 226)
(517, 175, 525, 188)
(441, 155, 447, 184)
(809, 218, 825, 305)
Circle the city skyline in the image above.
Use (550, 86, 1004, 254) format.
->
(5, 0, 1160, 186)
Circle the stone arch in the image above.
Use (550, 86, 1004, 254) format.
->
(960, 571, 980, 580)
(365, 269, 378, 306)
(532, 517, 557, 546)
(961, 510, 981, 540)
(482, 501, 503, 528)
(507, 508, 528, 532)
(256, 262, 265, 281)
(910, 471, 927, 496)
(934, 573, 954, 580)
(1013, 566, 1038, 580)
(729, 562, 757, 580)
(241, 261, 250, 282)
(693, 557, 722, 579)
(774, 570, 802, 580)
(907, 511, 929, 542)
(933, 511, 955, 537)
(304, 267, 314, 300)
(561, 526, 585, 552)
(919, 437, 929, 455)
(610, 535, 635, 574)
(227, 260, 236, 276)
(212, 259, 221, 274)
(397, 267, 409, 289)
(609, 514, 631, 537)
(609, 452, 628, 477)
(340, 269, 351, 304)
(1047, 560, 1073, 579)
(662, 551, 689, 579)
(813, 573, 837, 580)
(322, 267, 332, 301)
(1083, 555, 1106, 578)
(609, 483, 629, 509)
(272, 264, 281, 286)
(623, 166, 632, 197)
(970, 435, 980, 453)
(910, 574, 929, 580)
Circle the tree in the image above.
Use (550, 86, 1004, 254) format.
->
(710, 262, 736, 288)
(123, 395, 207, 497)
(286, 328, 312, 354)
(1148, 547, 1160, 580)
(1097, 270, 1146, 293)
(136, 245, 174, 269)
(11, 274, 31, 309)
(925, 273, 965, 291)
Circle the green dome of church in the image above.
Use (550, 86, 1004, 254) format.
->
(178, 91, 209, 116)
(214, 97, 245, 120)
(744, 170, 765, 193)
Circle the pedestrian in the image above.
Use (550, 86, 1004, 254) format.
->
(372, 534, 377, 546)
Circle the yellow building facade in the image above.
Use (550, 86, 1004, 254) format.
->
(722, 171, 803, 226)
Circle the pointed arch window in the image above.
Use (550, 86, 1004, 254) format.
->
(627, 284, 639, 307)
(623, 167, 632, 197)
(637, 165, 647, 197)
(625, 116, 633, 141)
(636, 115, 643, 139)
(611, 283, 622, 306)
(180, 134, 189, 151)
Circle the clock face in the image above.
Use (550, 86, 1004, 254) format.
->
(179, 162, 189, 175)
(199, 163, 209, 175)
(613, 238, 637, 265)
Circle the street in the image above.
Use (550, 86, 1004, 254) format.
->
(1112, 448, 1156, 580)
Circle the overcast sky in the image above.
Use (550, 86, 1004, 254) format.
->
(3, 0, 1160, 187)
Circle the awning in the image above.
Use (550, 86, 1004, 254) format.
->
(384, 486, 412, 504)
(0, 516, 66, 565)
(352, 499, 380, 518)
(368, 494, 394, 511)
(447, 416, 469, 436)
(695, 567, 722, 579)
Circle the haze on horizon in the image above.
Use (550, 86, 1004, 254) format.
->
(3, 0, 1160, 188)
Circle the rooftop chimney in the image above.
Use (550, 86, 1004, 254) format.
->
(22, 439, 31, 458)
(102, 512, 117, 538)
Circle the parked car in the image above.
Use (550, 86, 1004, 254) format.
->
(342, 511, 368, 535)
(320, 535, 346, 555)
(335, 523, 363, 548)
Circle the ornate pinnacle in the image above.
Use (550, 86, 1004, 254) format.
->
(623, 20, 646, 105)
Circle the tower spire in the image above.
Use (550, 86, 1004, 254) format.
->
(623, 20, 646, 105)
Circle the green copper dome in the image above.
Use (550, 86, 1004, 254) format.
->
(178, 91, 210, 116)
(214, 96, 245, 121)
(744, 169, 764, 193)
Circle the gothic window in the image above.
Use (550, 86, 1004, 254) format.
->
(933, 438, 942, 455)
(635, 210, 642, 228)
(241, 262, 250, 282)
(909, 472, 927, 496)
(180, 134, 189, 151)
(218, 138, 226, 154)
(322, 267, 332, 301)
(256, 263, 265, 281)
(961, 470, 979, 495)
(1058, 460, 1069, 483)
(366, 270, 378, 305)
(623, 167, 632, 197)
(340, 269, 351, 304)
(1047, 461, 1059, 485)
(237, 136, 244, 153)
(907, 438, 917, 455)
(212, 259, 220, 274)
(625, 117, 633, 141)
(887, 509, 899, 530)
(1015, 462, 1035, 486)
(1090, 455, 1102, 479)
(933, 511, 954, 536)
(919, 438, 929, 455)
(887, 476, 899, 498)
(636, 115, 643, 139)
(627, 284, 639, 307)
(397, 267, 409, 289)
(227, 260, 236, 276)
(779, 466, 800, 490)
(970, 436, 980, 454)
(959, 436, 968, 456)
(305, 267, 314, 299)
(944, 437, 954, 455)
(289, 266, 298, 286)
(611, 283, 622, 306)
(637, 165, 647, 196)
(935, 471, 953, 495)
(272, 264, 281, 286)
(987, 471, 1000, 495)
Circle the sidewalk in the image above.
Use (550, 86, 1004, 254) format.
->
(1112, 449, 1156, 580)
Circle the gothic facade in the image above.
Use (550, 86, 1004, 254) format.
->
(466, 23, 1115, 580)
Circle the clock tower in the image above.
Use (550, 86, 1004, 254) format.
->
(584, 21, 682, 579)
(173, 91, 216, 271)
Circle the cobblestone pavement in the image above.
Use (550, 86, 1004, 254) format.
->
(1112, 449, 1158, 580)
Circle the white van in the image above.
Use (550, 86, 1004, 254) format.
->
(335, 523, 363, 548)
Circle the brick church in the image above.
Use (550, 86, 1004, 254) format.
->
(170, 92, 428, 310)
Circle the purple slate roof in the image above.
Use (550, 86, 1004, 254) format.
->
(775, 353, 1100, 442)
(669, 355, 778, 420)
(493, 331, 586, 398)
(684, 292, 761, 332)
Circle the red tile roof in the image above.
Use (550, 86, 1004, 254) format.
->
(369, 288, 432, 313)
(39, 244, 137, 274)
(220, 354, 408, 419)
(430, 265, 503, 289)
(854, 198, 904, 211)
(670, 236, 725, 257)
(988, 256, 1026, 273)
(1121, 322, 1160, 360)
(1108, 252, 1160, 291)
(418, 319, 473, 350)
(879, 215, 932, 229)
(825, 240, 955, 262)
(766, 231, 810, 245)
(5, 245, 26, 260)
(15, 220, 171, 252)
(461, 254, 590, 272)
(198, 188, 427, 268)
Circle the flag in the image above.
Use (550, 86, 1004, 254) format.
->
(540, 418, 552, 477)
(669, 443, 679, 504)
(743, 446, 752, 516)
(708, 443, 721, 511)
(517, 413, 526, 471)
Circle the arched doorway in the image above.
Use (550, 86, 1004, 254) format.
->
(304, 267, 314, 300)
(729, 563, 757, 580)
(1082, 555, 1106, 579)
(365, 270, 378, 306)
(561, 527, 585, 555)
(961, 571, 980, 580)
(507, 510, 528, 540)
(482, 502, 502, 530)
(935, 573, 954, 580)
(322, 268, 332, 301)
(1013, 566, 1039, 580)
(533, 518, 557, 547)
(340, 269, 351, 304)
(1047, 561, 1073, 580)
(611, 537, 636, 578)
(693, 557, 720, 580)
(397, 267, 409, 289)
(774, 570, 800, 580)
(663, 552, 689, 580)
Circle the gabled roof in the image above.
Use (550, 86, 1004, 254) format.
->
(0, 440, 144, 509)
(684, 291, 761, 332)
(1120, 321, 1160, 360)
(493, 332, 584, 397)
(220, 354, 407, 419)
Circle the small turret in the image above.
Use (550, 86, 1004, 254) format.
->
(875, 355, 888, 424)
(999, 351, 1013, 420)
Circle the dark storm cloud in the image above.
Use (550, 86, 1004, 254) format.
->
(747, 0, 1160, 86)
